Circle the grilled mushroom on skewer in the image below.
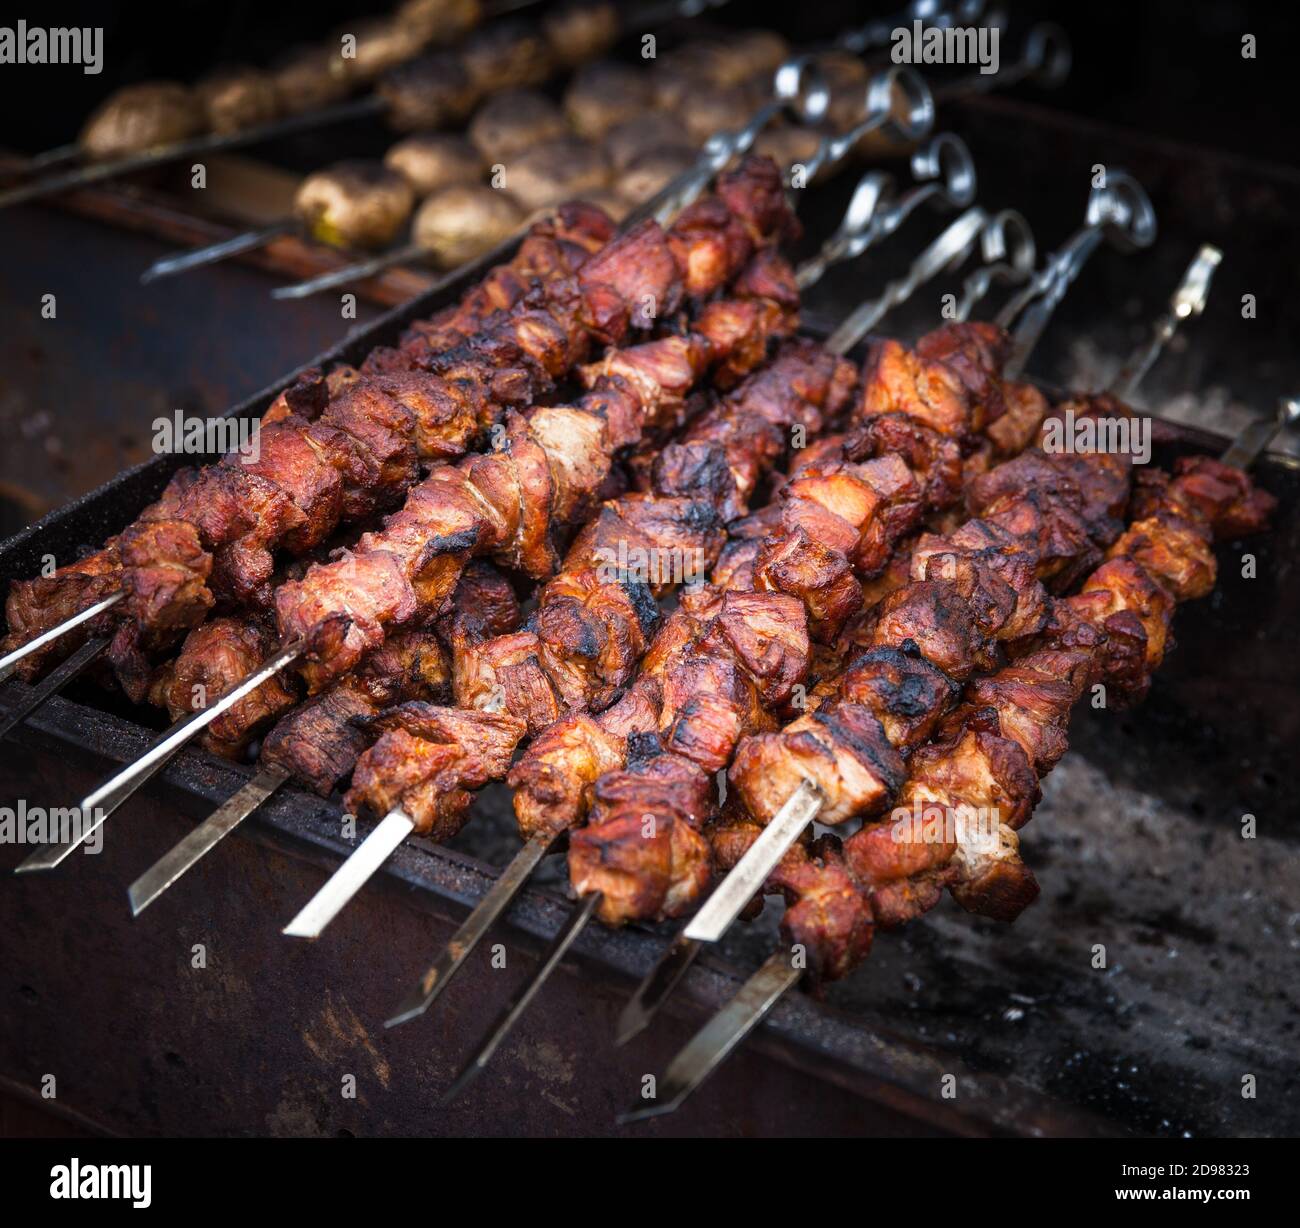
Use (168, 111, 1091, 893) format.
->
(412, 184, 526, 267)
(332, 14, 430, 82)
(505, 139, 612, 211)
(602, 114, 694, 172)
(78, 82, 205, 160)
(196, 66, 281, 135)
(542, 0, 620, 67)
(468, 89, 569, 161)
(141, 158, 419, 283)
(624, 393, 1287, 1122)
(270, 43, 353, 114)
(563, 61, 655, 140)
(0, 0, 717, 211)
(461, 18, 554, 92)
(296, 161, 417, 249)
(384, 132, 486, 196)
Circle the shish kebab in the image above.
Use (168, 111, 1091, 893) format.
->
(443, 231, 1187, 1106)
(380, 172, 1149, 1053)
(424, 188, 1155, 1096)
(420, 220, 1051, 1098)
(8, 152, 826, 874)
(140, 3, 768, 286)
(132, 124, 945, 920)
(123, 150, 833, 912)
(0, 0, 680, 211)
(275, 127, 965, 940)
(612, 243, 1217, 1060)
(625, 390, 1288, 1123)
(609, 182, 1172, 1040)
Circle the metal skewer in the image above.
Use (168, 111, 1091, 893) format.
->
(0, 635, 109, 741)
(0, 98, 386, 212)
(0, 591, 121, 685)
(999, 169, 1157, 377)
(930, 22, 1072, 105)
(127, 765, 289, 915)
(141, 220, 297, 284)
(13, 640, 303, 873)
(621, 380, 1295, 1123)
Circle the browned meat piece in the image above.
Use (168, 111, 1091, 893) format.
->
(346, 703, 525, 840)
(261, 563, 512, 795)
(147, 616, 298, 760)
(731, 703, 906, 827)
(772, 836, 874, 979)
(836, 646, 961, 752)
(1131, 454, 1277, 541)
(568, 752, 715, 925)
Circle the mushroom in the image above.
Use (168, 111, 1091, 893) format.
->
(293, 161, 417, 249)
(542, 1, 620, 68)
(563, 61, 653, 140)
(377, 53, 480, 130)
(196, 66, 280, 135)
(502, 138, 611, 212)
(332, 15, 427, 83)
(271, 44, 353, 114)
(754, 123, 823, 182)
(727, 30, 791, 81)
(603, 113, 696, 171)
(460, 19, 554, 94)
(616, 147, 695, 206)
(469, 89, 569, 163)
(396, 0, 483, 46)
(384, 132, 485, 197)
(678, 80, 763, 145)
(78, 82, 205, 159)
(413, 184, 525, 267)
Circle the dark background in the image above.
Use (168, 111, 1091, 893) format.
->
(2, 1, 1297, 167)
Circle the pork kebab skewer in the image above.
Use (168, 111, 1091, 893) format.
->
(615, 248, 1222, 1110)
(382, 174, 1151, 1062)
(427, 201, 1162, 1098)
(275, 133, 977, 940)
(0, 0, 712, 211)
(0, 197, 622, 728)
(10, 157, 800, 872)
(126, 152, 849, 913)
(613, 239, 1211, 1044)
(626, 390, 1290, 1122)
